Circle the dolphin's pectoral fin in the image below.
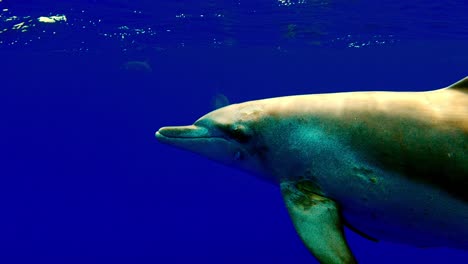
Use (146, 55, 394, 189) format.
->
(280, 181, 357, 264)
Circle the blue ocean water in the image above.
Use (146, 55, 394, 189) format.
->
(1, 0, 467, 263)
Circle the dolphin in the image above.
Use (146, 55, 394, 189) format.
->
(155, 77, 468, 264)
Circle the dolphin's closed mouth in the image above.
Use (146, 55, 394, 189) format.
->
(155, 125, 210, 140)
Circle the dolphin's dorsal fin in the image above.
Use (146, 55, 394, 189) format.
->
(447, 77, 468, 90)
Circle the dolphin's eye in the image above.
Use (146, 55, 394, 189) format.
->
(223, 125, 251, 143)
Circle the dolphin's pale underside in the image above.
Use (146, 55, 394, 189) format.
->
(156, 77, 468, 264)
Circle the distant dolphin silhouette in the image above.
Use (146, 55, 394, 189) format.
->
(121, 59, 152, 73)
(156, 77, 468, 264)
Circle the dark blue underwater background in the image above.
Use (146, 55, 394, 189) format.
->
(1, 0, 468, 263)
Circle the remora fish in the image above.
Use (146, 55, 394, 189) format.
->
(156, 77, 468, 264)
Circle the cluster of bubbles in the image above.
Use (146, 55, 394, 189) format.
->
(334, 34, 398, 49)
(277, 0, 315, 7)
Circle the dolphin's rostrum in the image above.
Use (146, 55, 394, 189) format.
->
(156, 77, 468, 264)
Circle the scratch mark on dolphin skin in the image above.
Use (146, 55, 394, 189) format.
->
(352, 166, 378, 184)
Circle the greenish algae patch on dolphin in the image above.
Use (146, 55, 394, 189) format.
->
(326, 111, 468, 203)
